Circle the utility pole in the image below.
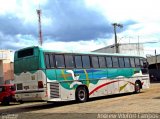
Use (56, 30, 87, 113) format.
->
(37, 9, 43, 46)
(155, 49, 158, 69)
(112, 23, 123, 53)
(138, 36, 140, 56)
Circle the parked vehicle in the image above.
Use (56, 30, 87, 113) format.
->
(14, 46, 149, 103)
(0, 84, 16, 105)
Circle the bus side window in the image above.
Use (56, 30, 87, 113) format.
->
(65, 55, 74, 68)
(130, 58, 135, 67)
(75, 56, 82, 68)
(112, 57, 119, 68)
(124, 57, 131, 68)
(106, 57, 113, 68)
(135, 58, 140, 67)
(140, 58, 148, 74)
(91, 56, 99, 68)
(140, 58, 143, 68)
(140, 58, 148, 68)
(55, 55, 65, 68)
(118, 57, 125, 68)
(49, 54, 55, 68)
(82, 55, 91, 68)
(45, 54, 50, 68)
(98, 56, 106, 68)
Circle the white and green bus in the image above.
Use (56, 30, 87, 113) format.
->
(14, 46, 150, 103)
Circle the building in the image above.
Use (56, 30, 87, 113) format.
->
(0, 50, 14, 85)
(93, 43, 144, 57)
(147, 55, 160, 82)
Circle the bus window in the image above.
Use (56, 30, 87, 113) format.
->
(124, 57, 130, 67)
(140, 59, 143, 68)
(118, 57, 125, 68)
(49, 54, 55, 68)
(91, 56, 99, 68)
(106, 57, 113, 68)
(140, 58, 149, 74)
(82, 56, 91, 68)
(135, 58, 140, 67)
(55, 55, 65, 68)
(112, 57, 119, 68)
(65, 55, 74, 68)
(140, 58, 148, 68)
(98, 56, 106, 68)
(45, 54, 50, 68)
(75, 56, 82, 68)
(18, 48, 34, 58)
(130, 58, 135, 67)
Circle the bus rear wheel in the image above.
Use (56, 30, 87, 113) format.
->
(76, 86, 88, 103)
(135, 82, 141, 93)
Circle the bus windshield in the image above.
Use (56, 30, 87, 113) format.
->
(14, 47, 39, 73)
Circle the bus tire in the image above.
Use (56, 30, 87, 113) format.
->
(76, 86, 88, 103)
(135, 82, 141, 93)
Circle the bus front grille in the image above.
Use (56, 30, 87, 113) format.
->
(50, 82, 60, 98)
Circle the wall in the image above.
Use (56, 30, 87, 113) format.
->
(0, 50, 13, 84)
(0, 60, 4, 85)
(119, 44, 144, 56)
(147, 55, 160, 65)
(93, 43, 144, 57)
(3, 62, 14, 81)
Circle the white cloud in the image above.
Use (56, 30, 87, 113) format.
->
(0, 0, 160, 56)
(42, 40, 105, 52)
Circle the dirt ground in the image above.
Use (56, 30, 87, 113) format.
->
(0, 83, 160, 119)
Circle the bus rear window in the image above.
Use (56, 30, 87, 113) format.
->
(18, 48, 34, 58)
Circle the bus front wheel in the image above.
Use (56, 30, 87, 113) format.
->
(76, 86, 88, 103)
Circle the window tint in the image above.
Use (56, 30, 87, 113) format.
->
(65, 55, 74, 68)
(106, 57, 113, 68)
(118, 57, 125, 68)
(82, 56, 90, 68)
(49, 54, 55, 68)
(140, 59, 143, 67)
(98, 56, 106, 68)
(142, 59, 148, 68)
(112, 57, 119, 68)
(124, 57, 130, 67)
(55, 55, 65, 68)
(45, 54, 55, 68)
(75, 56, 82, 68)
(18, 48, 34, 58)
(91, 56, 99, 68)
(130, 58, 135, 67)
(135, 58, 140, 67)
(45, 54, 50, 68)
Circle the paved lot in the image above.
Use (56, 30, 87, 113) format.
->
(0, 83, 160, 119)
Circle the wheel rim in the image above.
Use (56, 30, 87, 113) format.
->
(78, 89, 85, 101)
(135, 83, 140, 92)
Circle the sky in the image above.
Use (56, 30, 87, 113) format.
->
(0, 0, 160, 56)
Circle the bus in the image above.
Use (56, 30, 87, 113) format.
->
(14, 46, 150, 103)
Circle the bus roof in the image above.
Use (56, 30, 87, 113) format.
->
(16, 46, 144, 58)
